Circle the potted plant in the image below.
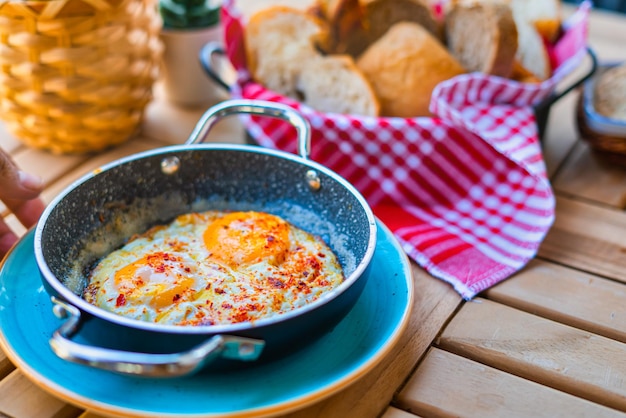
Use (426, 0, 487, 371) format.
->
(158, 0, 225, 107)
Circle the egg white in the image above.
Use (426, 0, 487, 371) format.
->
(83, 211, 344, 326)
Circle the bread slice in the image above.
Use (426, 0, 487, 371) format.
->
(509, 59, 541, 84)
(510, 0, 561, 43)
(357, 22, 466, 117)
(445, 2, 518, 78)
(594, 64, 626, 121)
(450, 0, 561, 41)
(448, 0, 554, 81)
(310, 0, 365, 54)
(514, 18, 551, 81)
(234, 0, 319, 22)
(320, 0, 441, 58)
(296, 55, 380, 116)
(244, 6, 330, 97)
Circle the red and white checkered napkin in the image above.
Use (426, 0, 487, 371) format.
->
(221, 1, 590, 299)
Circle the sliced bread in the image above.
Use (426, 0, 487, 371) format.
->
(445, 2, 518, 77)
(297, 55, 380, 116)
(244, 6, 330, 97)
(510, 0, 561, 42)
(311, 0, 364, 54)
(320, 0, 441, 57)
(448, 0, 554, 81)
(235, 0, 319, 22)
(514, 18, 552, 81)
(357, 21, 466, 117)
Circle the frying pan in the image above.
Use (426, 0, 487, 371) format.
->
(34, 100, 377, 378)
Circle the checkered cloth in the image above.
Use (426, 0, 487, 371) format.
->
(221, 0, 590, 299)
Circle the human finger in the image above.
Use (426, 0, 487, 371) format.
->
(0, 151, 43, 201)
(4, 197, 46, 229)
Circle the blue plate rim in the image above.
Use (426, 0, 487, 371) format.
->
(0, 220, 413, 418)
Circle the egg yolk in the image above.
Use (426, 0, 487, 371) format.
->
(114, 252, 194, 309)
(203, 211, 290, 266)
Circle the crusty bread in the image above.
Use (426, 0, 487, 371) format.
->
(451, 0, 561, 41)
(357, 22, 466, 117)
(235, 0, 319, 22)
(244, 7, 330, 97)
(594, 64, 626, 121)
(449, 0, 555, 81)
(297, 55, 380, 116)
(311, 0, 364, 54)
(514, 18, 551, 81)
(445, 2, 518, 78)
(244, 5, 378, 116)
(320, 0, 441, 57)
(509, 59, 542, 84)
(510, 0, 561, 42)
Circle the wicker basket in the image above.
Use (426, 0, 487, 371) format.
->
(0, 0, 163, 154)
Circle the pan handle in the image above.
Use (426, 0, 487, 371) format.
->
(49, 297, 265, 378)
(185, 99, 312, 160)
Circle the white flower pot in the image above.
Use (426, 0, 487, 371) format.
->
(160, 25, 228, 108)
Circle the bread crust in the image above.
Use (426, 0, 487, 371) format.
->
(244, 6, 330, 97)
(594, 64, 626, 121)
(445, 2, 518, 78)
(297, 55, 380, 116)
(357, 22, 466, 117)
(319, 0, 441, 58)
(244, 5, 379, 116)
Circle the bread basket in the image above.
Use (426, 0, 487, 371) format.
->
(0, 0, 163, 154)
(201, 0, 596, 301)
(205, 0, 594, 143)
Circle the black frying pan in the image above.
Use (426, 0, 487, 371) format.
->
(34, 100, 377, 378)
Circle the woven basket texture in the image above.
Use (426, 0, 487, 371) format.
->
(0, 0, 163, 154)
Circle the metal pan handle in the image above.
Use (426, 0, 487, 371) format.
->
(49, 297, 264, 377)
(185, 99, 313, 161)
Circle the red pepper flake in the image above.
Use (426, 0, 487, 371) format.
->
(268, 277, 285, 288)
(297, 281, 311, 294)
(116, 293, 126, 307)
(215, 287, 225, 294)
(173, 294, 181, 302)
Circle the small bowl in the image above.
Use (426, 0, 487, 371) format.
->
(577, 61, 626, 164)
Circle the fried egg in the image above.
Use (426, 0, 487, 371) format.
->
(83, 211, 345, 326)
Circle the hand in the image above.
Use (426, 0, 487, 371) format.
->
(0, 150, 45, 259)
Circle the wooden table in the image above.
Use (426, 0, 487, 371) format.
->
(1, 5, 626, 418)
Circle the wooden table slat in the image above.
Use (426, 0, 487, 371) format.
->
(380, 406, 422, 418)
(539, 195, 626, 281)
(437, 298, 626, 411)
(0, 371, 81, 418)
(553, 142, 626, 209)
(486, 259, 626, 343)
(396, 347, 626, 418)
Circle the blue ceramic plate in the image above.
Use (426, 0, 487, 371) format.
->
(0, 220, 412, 418)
